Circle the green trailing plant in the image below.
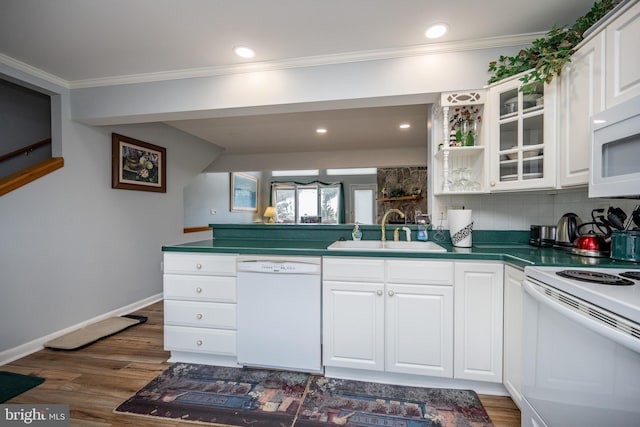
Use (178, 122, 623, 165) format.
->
(488, 0, 621, 93)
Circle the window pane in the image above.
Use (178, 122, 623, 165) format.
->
(274, 188, 295, 223)
(320, 186, 339, 224)
(272, 169, 319, 177)
(298, 187, 318, 221)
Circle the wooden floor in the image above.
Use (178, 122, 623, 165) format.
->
(2, 301, 521, 426)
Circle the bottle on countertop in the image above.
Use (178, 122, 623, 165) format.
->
(415, 210, 430, 241)
(352, 224, 362, 241)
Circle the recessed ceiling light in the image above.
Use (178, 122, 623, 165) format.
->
(316, 128, 327, 134)
(399, 123, 411, 129)
(425, 23, 448, 39)
(234, 46, 255, 59)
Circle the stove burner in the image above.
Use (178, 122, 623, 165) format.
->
(557, 270, 635, 286)
(620, 271, 640, 281)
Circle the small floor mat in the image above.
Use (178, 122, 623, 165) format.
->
(44, 315, 147, 350)
(115, 363, 310, 426)
(297, 376, 494, 427)
(0, 371, 45, 403)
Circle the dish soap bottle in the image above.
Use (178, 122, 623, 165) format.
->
(352, 224, 362, 241)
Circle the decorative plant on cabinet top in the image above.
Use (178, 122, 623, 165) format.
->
(487, 0, 622, 93)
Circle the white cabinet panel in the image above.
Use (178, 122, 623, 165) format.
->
(164, 325, 236, 355)
(503, 265, 524, 409)
(385, 283, 453, 377)
(164, 275, 236, 302)
(164, 300, 236, 329)
(559, 32, 605, 188)
(386, 259, 453, 285)
(323, 257, 385, 282)
(164, 253, 237, 275)
(322, 281, 385, 370)
(605, 0, 640, 107)
(454, 262, 504, 382)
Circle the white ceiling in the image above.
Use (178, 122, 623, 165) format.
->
(0, 0, 596, 155)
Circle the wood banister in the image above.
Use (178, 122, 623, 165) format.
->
(0, 138, 52, 163)
(0, 157, 64, 196)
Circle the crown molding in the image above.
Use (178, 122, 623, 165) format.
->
(0, 52, 70, 89)
(3, 32, 544, 90)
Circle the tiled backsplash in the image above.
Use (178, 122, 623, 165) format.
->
(433, 188, 638, 230)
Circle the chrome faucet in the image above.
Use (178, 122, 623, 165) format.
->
(381, 209, 405, 242)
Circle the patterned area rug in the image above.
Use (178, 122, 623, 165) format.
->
(297, 376, 493, 427)
(115, 363, 309, 426)
(115, 364, 494, 427)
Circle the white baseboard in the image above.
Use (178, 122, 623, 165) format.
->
(0, 293, 163, 367)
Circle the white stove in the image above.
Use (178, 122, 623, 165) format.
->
(521, 265, 640, 427)
(525, 266, 640, 324)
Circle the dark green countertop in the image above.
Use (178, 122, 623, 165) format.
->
(163, 226, 639, 269)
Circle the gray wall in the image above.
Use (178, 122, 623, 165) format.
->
(0, 66, 221, 358)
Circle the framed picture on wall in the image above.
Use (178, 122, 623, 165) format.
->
(230, 172, 258, 212)
(112, 133, 166, 192)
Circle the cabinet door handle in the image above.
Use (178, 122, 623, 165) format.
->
(196, 339, 203, 346)
(388, 290, 395, 297)
(196, 313, 203, 319)
(490, 181, 496, 187)
(376, 290, 383, 296)
(196, 263, 202, 269)
(196, 287, 203, 293)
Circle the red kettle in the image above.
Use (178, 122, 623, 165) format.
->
(572, 211, 611, 257)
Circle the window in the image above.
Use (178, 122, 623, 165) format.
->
(272, 182, 341, 224)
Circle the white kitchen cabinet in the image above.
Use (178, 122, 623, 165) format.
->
(487, 73, 557, 191)
(558, 32, 605, 188)
(322, 257, 454, 378)
(385, 283, 453, 376)
(322, 279, 385, 371)
(454, 261, 504, 383)
(605, 0, 640, 108)
(503, 264, 524, 409)
(163, 252, 239, 366)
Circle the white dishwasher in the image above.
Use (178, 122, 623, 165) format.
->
(236, 255, 322, 373)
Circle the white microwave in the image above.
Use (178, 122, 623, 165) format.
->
(589, 95, 640, 198)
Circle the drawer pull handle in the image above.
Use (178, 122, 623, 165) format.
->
(196, 287, 202, 293)
(196, 263, 202, 269)
(196, 313, 203, 319)
(196, 339, 203, 346)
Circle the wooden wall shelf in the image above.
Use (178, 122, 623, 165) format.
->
(377, 195, 422, 202)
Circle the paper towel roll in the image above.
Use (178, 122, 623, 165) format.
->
(448, 209, 473, 247)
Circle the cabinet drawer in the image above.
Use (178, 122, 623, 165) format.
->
(165, 300, 236, 329)
(164, 275, 236, 302)
(164, 253, 237, 275)
(323, 257, 385, 282)
(386, 260, 454, 285)
(164, 325, 236, 355)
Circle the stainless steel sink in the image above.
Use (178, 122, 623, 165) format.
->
(327, 240, 447, 252)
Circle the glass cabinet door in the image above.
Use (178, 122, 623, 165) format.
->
(490, 76, 555, 190)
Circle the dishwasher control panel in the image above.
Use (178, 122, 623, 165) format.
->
(237, 258, 321, 275)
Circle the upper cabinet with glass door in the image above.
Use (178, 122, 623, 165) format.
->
(487, 72, 558, 191)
